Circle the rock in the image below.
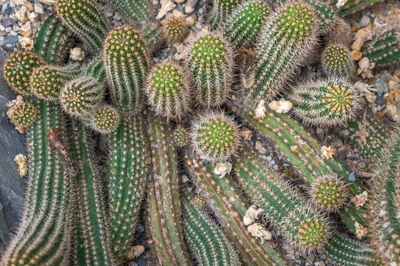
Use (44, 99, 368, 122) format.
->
(39, 0, 56, 5)
(374, 78, 388, 93)
(34, 3, 44, 14)
(20, 36, 33, 50)
(174, 0, 186, 3)
(185, 5, 194, 14)
(156, 0, 176, 20)
(69, 47, 84, 61)
(359, 15, 370, 27)
(2, 18, 15, 28)
(4, 35, 18, 45)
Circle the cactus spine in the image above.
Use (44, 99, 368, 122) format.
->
(162, 16, 188, 44)
(186, 31, 234, 107)
(146, 117, 191, 265)
(56, 0, 109, 53)
(83, 56, 106, 84)
(362, 28, 400, 67)
(289, 78, 360, 127)
(223, 1, 270, 49)
(174, 125, 190, 147)
(89, 105, 120, 134)
(1, 102, 72, 266)
(310, 174, 348, 212)
(7, 101, 39, 131)
(209, 0, 243, 28)
(183, 194, 240, 266)
(246, 1, 319, 102)
(103, 26, 149, 114)
(321, 44, 355, 77)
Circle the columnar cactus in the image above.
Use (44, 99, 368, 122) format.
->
(56, 0, 109, 53)
(321, 44, 355, 77)
(145, 61, 191, 120)
(186, 31, 233, 107)
(183, 194, 240, 266)
(289, 78, 360, 127)
(1, 102, 73, 266)
(89, 105, 121, 134)
(191, 112, 240, 162)
(108, 117, 150, 260)
(146, 118, 191, 265)
(3, 52, 45, 95)
(209, 0, 243, 28)
(103, 26, 149, 114)
(362, 28, 400, 67)
(223, 1, 270, 49)
(246, 1, 319, 102)
(7, 101, 39, 131)
(310, 175, 348, 212)
(174, 125, 190, 147)
(60, 76, 105, 118)
(162, 16, 188, 44)
(83, 56, 106, 84)
(109, 0, 151, 23)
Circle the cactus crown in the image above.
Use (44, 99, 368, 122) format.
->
(295, 216, 328, 248)
(162, 16, 188, 43)
(174, 125, 190, 147)
(321, 44, 354, 77)
(311, 175, 347, 212)
(8, 102, 39, 129)
(191, 112, 240, 162)
(191, 33, 228, 69)
(4, 52, 44, 95)
(92, 105, 120, 134)
(30, 66, 64, 100)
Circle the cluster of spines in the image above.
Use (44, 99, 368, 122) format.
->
(145, 61, 191, 120)
(246, 1, 319, 102)
(8, 101, 39, 130)
(29, 65, 66, 100)
(362, 28, 400, 67)
(209, 0, 243, 28)
(310, 175, 348, 212)
(174, 125, 190, 147)
(103, 26, 149, 114)
(223, 1, 270, 49)
(289, 78, 359, 127)
(90, 105, 121, 134)
(109, 0, 150, 23)
(186, 31, 233, 107)
(146, 118, 191, 265)
(183, 194, 240, 266)
(321, 44, 354, 77)
(191, 112, 240, 162)
(56, 0, 109, 53)
(162, 16, 188, 44)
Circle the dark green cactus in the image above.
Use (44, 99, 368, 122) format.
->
(83, 56, 106, 84)
(321, 44, 355, 77)
(109, 0, 151, 23)
(88, 105, 121, 134)
(209, 0, 243, 28)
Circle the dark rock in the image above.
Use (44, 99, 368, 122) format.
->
(4, 35, 18, 45)
(136, 256, 147, 266)
(2, 18, 15, 28)
(3, 8, 13, 15)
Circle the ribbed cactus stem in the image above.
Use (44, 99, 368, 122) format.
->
(83, 56, 106, 84)
(103, 26, 149, 114)
(108, 117, 150, 260)
(109, 0, 151, 23)
(183, 194, 240, 266)
(223, 1, 270, 49)
(184, 151, 287, 265)
(289, 78, 360, 127)
(56, 0, 109, 53)
(321, 44, 355, 77)
(146, 117, 191, 265)
(362, 29, 400, 67)
(162, 16, 188, 44)
(1, 101, 72, 266)
(209, 0, 243, 28)
(246, 1, 319, 103)
(186, 31, 233, 107)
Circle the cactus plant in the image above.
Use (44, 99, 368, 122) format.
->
(146, 117, 191, 265)
(109, 0, 151, 23)
(174, 125, 190, 147)
(183, 193, 240, 266)
(209, 0, 243, 28)
(3, 52, 45, 95)
(310, 174, 348, 212)
(103, 26, 149, 114)
(56, 0, 109, 53)
(288, 78, 360, 127)
(162, 16, 188, 44)
(362, 28, 400, 67)
(1, 102, 73, 266)
(8, 101, 39, 131)
(146, 61, 191, 120)
(186, 31, 233, 107)
(223, 1, 270, 49)
(83, 56, 106, 84)
(60, 76, 105, 118)
(321, 44, 355, 77)
(86, 105, 121, 134)
(245, 1, 319, 103)
(191, 112, 240, 162)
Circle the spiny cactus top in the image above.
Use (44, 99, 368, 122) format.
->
(321, 44, 354, 77)
(8, 101, 39, 130)
(3, 52, 45, 95)
(92, 105, 121, 134)
(162, 16, 188, 44)
(289, 78, 359, 127)
(191, 112, 240, 162)
(103, 26, 149, 115)
(174, 125, 190, 147)
(30, 66, 64, 100)
(292, 216, 328, 249)
(186, 31, 233, 107)
(223, 1, 270, 49)
(209, 0, 243, 28)
(311, 175, 347, 212)
(146, 61, 191, 120)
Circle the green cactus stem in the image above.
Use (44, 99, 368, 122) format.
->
(174, 125, 190, 147)
(245, 1, 319, 103)
(107, 117, 150, 260)
(362, 28, 400, 67)
(56, 0, 109, 53)
(332, 0, 381, 16)
(191, 112, 240, 162)
(1, 101, 73, 266)
(186, 31, 233, 107)
(223, 1, 270, 49)
(183, 193, 240, 266)
(103, 26, 149, 114)
(236, 104, 366, 233)
(146, 117, 191, 265)
(83, 56, 106, 84)
(3, 52, 45, 95)
(234, 145, 331, 251)
(184, 151, 287, 265)
(321, 44, 355, 77)
(88, 105, 121, 134)
(209, 0, 243, 28)
(289, 78, 360, 127)
(109, 0, 151, 23)
(8, 101, 39, 131)
(162, 16, 188, 44)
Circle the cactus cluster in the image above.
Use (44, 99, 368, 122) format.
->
(321, 44, 354, 77)
(7, 101, 39, 130)
(162, 16, 188, 43)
